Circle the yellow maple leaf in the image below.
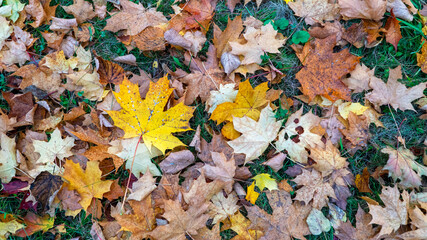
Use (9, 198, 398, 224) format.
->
(210, 79, 269, 133)
(252, 173, 278, 192)
(106, 76, 194, 154)
(62, 159, 113, 214)
(245, 182, 260, 204)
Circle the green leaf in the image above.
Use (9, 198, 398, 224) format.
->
(291, 31, 310, 44)
(275, 18, 289, 30)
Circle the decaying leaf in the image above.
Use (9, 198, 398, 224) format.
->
(293, 35, 361, 101)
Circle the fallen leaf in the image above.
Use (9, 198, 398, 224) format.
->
(252, 173, 278, 192)
(384, 12, 402, 51)
(50, 17, 78, 32)
(335, 206, 376, 240)
(210, 192, 239, 224)
(339, 0, 387, 21)
(230, 23, 285, 64)
(213, 15, 243, 58)
(228, 105, 282, 163)
(159, 150, 195, 174)
(417, 41, 427, 74)
(62, 159, 113, 212)
(306, 208, 331, 235)
(293, 169, 336, 209)
(133, 27, 165, 51)
(103, 0, 167, 36)
(108, 137, 161, 176)
(310, 140, 348, 176)
(288, 0, 339, 25)
(262, 152, 287, 172)
(177, 45, 231, 105)
(228, 211, 264, 239)
(387, 0, 414, 22)
(62, 0, 95, 24)
(342, 63, 380, 92)
(211, 79, 268, 125)
(112, 198, 156, 239)
(97, 56, 125, 85)
(206, 83, 238, 114)
(149, 199, 210, 240)
(368, 186, 409, 237)
(30, 171, 63, 212)
(382, 146, 427, 188)
(355, 167, 372, 193)
(57, 187, 83, 211)
(32, 128, 74, 171)
(0, 219, 24, 239)
(106, 76, 194, 154)
(128, 170, 157, 201)
(293, 35, 361, 101)
(398, 206, 427, 240)
(182, 0, 216, 30)
(15, 213, 54, 237)
(202, 152, 236, 193)
(366, 66, 426, 111)
(276, 107, 324, 164)
(0, 133, 17, 183)
(245, 182, 260, 204)
(247, 190, 311, 240)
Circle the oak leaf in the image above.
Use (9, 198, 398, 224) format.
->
(62, 159, 113, 212)
(366, 66, 426, 111)
(228, 105, 282, 163)
(288, 0, 340, 25)
(293, 169, 336, 209)
(230, 23, 285, 65)
(367, 186, 409, 237)
(106, 76, 194, 154)
(293, 35, 361, 101)
(103, 0, 167, 36)
(381, 146, 427, 188)
(276, 107, 324, 164)
(339, 0, 387, 21)
(247, 190, 311, 240)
